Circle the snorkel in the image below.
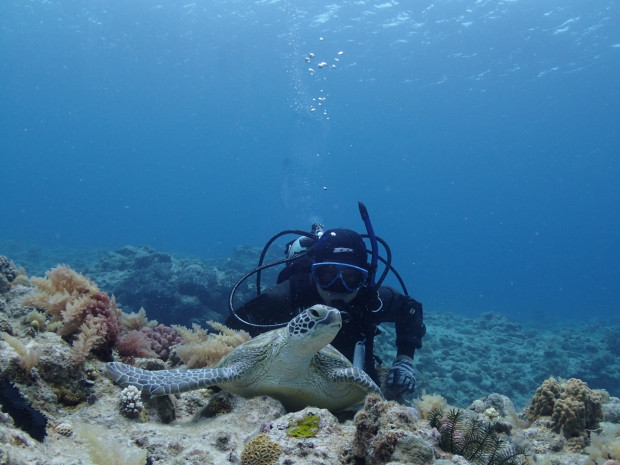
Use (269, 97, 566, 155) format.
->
(358, 201, 379, 290)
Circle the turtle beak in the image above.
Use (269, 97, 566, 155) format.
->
(322, 309, 342, 330)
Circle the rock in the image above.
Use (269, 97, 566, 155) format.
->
(603, 397, 620, 423)
(389, 432, 434, 463)
(85, 245, 241, 325)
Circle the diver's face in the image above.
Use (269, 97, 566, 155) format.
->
(317, 285, 359, 307)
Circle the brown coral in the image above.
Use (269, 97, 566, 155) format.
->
(1, 332, 41, 372)
(526, 377, 603, 441)
(551, 378, 603, 438)
(24, 265, 122, 363)
(173, 321, 250, 368)
(526, 377, 561, 420)
(352, 394, 416, 465)
(240, 434, 281, 465)
(0, 256, 18, 293)
(25, 265, 99, 317)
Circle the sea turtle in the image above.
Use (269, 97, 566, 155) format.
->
(105, 304, 381, 411)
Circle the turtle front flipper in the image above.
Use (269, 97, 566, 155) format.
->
(105, 362, 240, 396)
(329, 366, 383, 396)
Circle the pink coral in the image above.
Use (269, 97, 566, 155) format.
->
(26, 265, 123, 363)
(115, 330, 157, 364)
(66, 294, 123, 363)
(142, 324, 183, 361)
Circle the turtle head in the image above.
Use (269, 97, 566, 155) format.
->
(288, 304, 342, 350)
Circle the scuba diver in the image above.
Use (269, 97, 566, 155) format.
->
(226, 202, 426, 399)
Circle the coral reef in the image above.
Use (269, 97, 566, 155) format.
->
(1, 247, 620, 465)
(173, 320, 250, 368)
(121, 307, 151, 331)
(24, 265, 122, 363)
(142, 323, 183, 360)
(53, 422, 74, 436)
(527, 377, 604, 439)
(551, 378, 604, 438)
(604, 397, 620, 423)
(199, 391, 237, 418)
(469, 393, 520, 434)
(375, 311, 620, 409)
(416, 392, 449, 419)
(0, 256, 18, 293)
(115, 330, 157, 363)
(286, 412, 320, 438)
(240, 434, 282, 465)
(429, 407, 528, 465)
(119, 385, 144, 418)
(83, 245, 254, 326)
(585, 423, 620, 464)
(1, 332, 41, 373)
(351, 394, 428, 464)
(604, 329, 620, 357)
(526, 377, 562, 419)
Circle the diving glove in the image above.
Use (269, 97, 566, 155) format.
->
(385, 358, 417, 395)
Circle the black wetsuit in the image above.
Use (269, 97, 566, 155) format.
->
(225, 277, 426, 384)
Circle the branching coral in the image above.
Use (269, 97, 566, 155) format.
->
(25, 265, 99, 315)
(122, 307, 151, 331)
(415, 392, 448, 420)
(119, 385, 144, 418)
(173, 321, 250, 368)
(114, 330, 157, 364)
(1, 332, 41, 373)
(24, 265, 122, 363)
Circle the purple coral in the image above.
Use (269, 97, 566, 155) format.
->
(142, 324, 183, 361)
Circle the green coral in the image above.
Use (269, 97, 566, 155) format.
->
(240, 434, 281, 465)
(286, 413, 320, 438)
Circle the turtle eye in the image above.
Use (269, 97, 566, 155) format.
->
(309, 308, 320, 318)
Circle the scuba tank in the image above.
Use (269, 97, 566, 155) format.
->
(285, 222, 324, 260)
(353, 339, 366, 371)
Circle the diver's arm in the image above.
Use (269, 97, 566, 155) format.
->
(378, 287, 426, 358)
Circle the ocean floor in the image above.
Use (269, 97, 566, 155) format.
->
(1, 242, 619, 465)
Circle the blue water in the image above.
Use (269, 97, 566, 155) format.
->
(1, 0, 618, 323)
